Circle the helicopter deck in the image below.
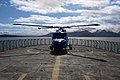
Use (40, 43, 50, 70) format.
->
(0, 45, 120, 80)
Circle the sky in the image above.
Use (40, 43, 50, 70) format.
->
(0, 0, 120, 35)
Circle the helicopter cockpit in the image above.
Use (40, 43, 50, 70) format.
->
(52, 33, 67, 39)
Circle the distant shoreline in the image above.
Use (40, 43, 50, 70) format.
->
(0, 34, 43, 37)
(0, 34, 120, 37)
(1, 30, 120, 37)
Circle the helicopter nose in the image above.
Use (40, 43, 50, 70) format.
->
(52, 39, 67, 47)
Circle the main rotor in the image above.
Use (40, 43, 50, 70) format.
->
(13, 23, 100, 30)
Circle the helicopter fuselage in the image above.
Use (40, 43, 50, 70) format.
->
(50, 27, 72, 51)
(51, 32, 68, 50)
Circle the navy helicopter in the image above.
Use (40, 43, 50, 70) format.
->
(13, 23, 99, 51)
(50, 27, 71, 51)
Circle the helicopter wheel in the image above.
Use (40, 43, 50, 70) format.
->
(69, 45, 72, 50)
(69, 46, 72, 50)
(50, 45, 53, 50)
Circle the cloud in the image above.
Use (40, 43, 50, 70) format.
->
(14, 5, 120, 32)
(0, 23, 13, 27)
(102, 5, 120, 14)
(14, 15, 58, 23)
(0, 23, 37, 31)
(0, 23, 53, 35)
(9, 0, 120, 34)
(10, 0, 110, 14)
(10, 0, 67, 14)
(14, 14, 98, 24)
(65, 0, 109, 8)
(98, 5, 120, 26)
(110, 0, 120, 5)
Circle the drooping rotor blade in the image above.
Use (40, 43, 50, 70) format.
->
(13, 23, 56, 28)
(80, 24, 100, 26)
(62, 26, 71, 28)
(83, 28, 96, 29)
(80, 28, 96, 31)
(37, 27, 58, 29)
(13, 23, 61, 28)
(13, 23, 43, 27)
(67, 23, 100, 27)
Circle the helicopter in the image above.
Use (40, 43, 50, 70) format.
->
(13, 23, 100, 51)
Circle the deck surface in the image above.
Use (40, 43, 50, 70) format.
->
(0, 45, 120, 80)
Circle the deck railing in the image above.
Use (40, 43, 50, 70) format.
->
(0, 38, 120, 53)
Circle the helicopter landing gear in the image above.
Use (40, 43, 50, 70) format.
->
(50, 45, 53, 50)
(50, 44, 72, 51)
(68, 44, 72, 50)
(69, 46, 72, 50)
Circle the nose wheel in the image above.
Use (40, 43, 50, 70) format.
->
(50, 45, 53, 50)
(69, 44, 72, 50)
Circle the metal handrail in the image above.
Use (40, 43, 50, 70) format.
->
(0, 38, 119, 53)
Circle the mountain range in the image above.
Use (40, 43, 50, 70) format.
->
(0, 30, 120, 37)
(41, 30, 120, 37)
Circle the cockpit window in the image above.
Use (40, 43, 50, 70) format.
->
(52, 33, 67, 39)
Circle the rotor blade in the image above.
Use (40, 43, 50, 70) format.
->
(84, 28, 96, 29)
(67, 23, 100, 27)
(13, 23, 99, 28)
(62, 26, 71, 28)
(13, 23, 43, 27)
(13, 23, 56, 28)
(82, 24, 100, 26)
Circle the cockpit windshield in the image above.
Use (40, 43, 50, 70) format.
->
(52, 33, 67, 39)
